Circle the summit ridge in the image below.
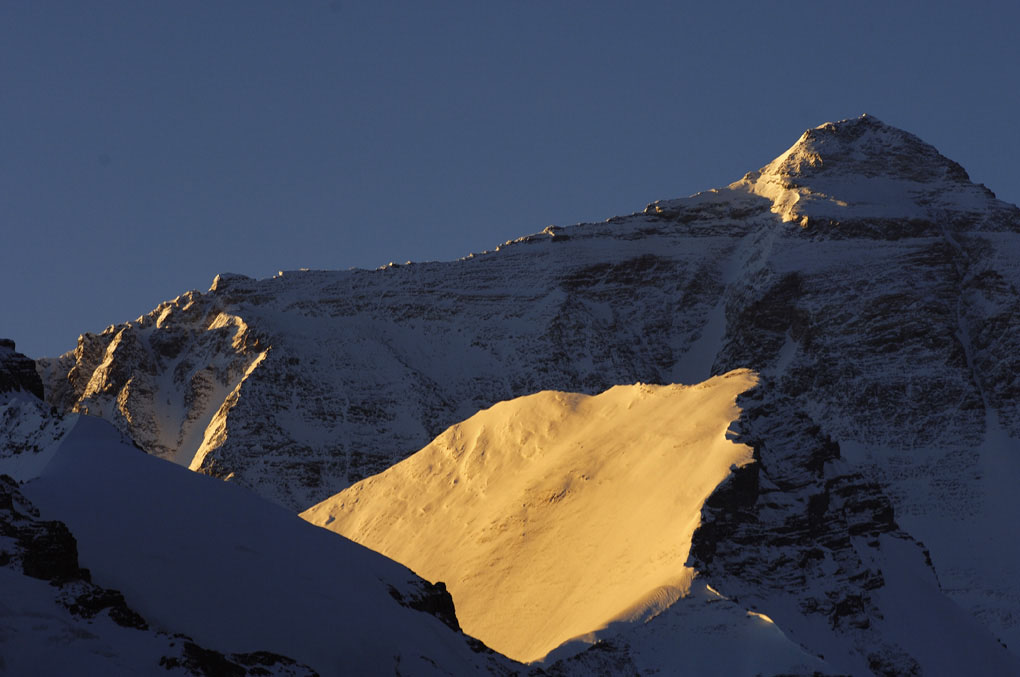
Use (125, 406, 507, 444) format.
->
(649, 114, 1020, 233)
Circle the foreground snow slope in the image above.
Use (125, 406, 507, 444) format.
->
(21, 415, 515, 677)
(304, 370, 756, 662)
(0, 475, 316, 677)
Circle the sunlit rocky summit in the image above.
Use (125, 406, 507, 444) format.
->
(5, 115, 1020, 675)
(715, 113, 1015, 229)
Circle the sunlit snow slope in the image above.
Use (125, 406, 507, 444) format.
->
(303, 369, 757, 663)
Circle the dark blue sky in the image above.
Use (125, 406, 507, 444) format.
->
(4, 1, 1019, 358)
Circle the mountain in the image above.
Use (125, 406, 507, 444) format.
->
(1, 343, 517, 676)
(1, 338, 44, 400)
(34, 115, 1020, 673)
(1, 339, 73, 480)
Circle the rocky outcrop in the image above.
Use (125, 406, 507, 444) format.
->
(0, 474, 317, 676)
(0, 339, 44, 399)
(389, 580, 462, 634)
(157, 643, 317, 677)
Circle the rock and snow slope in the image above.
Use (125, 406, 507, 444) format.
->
(2, 343, 514, 676)
(40, 116, 1020, 511)
(0, 339, 75, 480)
(36, 115, 1020, 673)
(303, 367, 1019, 675)
(303, 370, 759, 663)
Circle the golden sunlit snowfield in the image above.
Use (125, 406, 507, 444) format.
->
(302, 369, 758, 662)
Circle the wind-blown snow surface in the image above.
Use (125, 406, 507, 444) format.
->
(303, 370, 757, 663)
(39, 115, 1020, 673)
(0, 473, 317, 677)
(21, 415, 514, 676)
(0, 391, 74, 481)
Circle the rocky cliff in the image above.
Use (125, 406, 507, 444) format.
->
(0, 339, 43, 399)
(1, 340, 73, 478)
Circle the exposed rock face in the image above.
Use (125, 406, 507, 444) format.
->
(0, 339, 44, 399)
(39, 293, 267, 470)
(2, 474, 90, 585)
(0, 474, 318, 676)
(388, 580, 462, 634)
(39, 116, 1020, 673)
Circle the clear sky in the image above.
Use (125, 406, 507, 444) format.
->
(3, 1, 1018, 358)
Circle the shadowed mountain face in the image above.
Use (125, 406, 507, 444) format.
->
(1, 344, 517, 676)
(36, 116, 1020, 673)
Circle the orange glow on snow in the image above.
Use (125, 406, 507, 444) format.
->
(303, 369, 758, 663)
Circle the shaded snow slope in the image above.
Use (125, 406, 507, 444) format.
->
(302, 371, 757, 662)
(21, 415, 516, 677)
(0, 476, 316, 676)
(842, 413, 1020, 653)
(543, 581, 830, 676)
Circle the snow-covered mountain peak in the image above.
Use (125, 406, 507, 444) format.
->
(752, 114, 966, 184)
(725, 114, 1018, 230)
